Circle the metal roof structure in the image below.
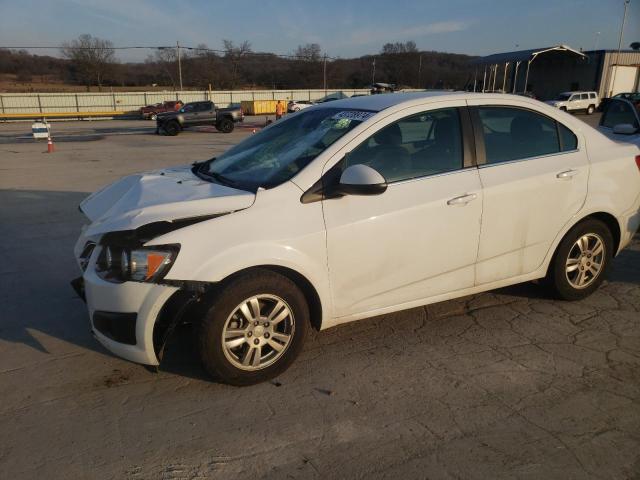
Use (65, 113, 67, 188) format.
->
(475, 45, 587, 65)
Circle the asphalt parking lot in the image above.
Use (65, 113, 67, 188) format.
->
(1, 113, 639, 479)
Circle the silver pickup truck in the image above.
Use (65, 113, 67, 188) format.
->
(156, 101, 244, 136)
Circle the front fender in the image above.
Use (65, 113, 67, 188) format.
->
(147, 182, 333, 326)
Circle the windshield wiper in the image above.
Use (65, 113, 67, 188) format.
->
(208, 171, 241, 188)
(194, 163, 243, 189)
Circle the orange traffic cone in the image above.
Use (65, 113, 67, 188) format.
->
(47, 136, 54, 153)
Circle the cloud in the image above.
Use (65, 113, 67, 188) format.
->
(349, 20, 471, 46)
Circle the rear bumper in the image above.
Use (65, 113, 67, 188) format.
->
(619, 207, 640, 252)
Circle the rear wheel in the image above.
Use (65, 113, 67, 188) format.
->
(546, 219, 613, 300)
(162, 120, 180, 136)
(217, 118, 234, 133)
(586, 104, 595, 115)
(196, 269, 309, 385)
(150, 112, 158, 120)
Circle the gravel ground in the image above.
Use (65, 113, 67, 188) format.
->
(1, 113, 639, 479)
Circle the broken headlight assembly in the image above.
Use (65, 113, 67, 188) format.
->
(96, 245, 179, 283)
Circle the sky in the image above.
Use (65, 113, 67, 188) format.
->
(0, 0, 638, 61)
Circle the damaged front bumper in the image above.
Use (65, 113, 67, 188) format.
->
(72, 234, 181, 366)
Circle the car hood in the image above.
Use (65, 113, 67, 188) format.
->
(545, 100, 563, 106)
(80, 165, 255, 236)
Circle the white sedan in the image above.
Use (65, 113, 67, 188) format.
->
(73, 92, 640, 385)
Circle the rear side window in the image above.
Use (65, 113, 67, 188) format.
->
(589, 93, 596, 99)
(477, 107, 561, 164)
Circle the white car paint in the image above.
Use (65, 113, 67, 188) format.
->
(80, 166, 254, 236)
(74, 92, 640, 366)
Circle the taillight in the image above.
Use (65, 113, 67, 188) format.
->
(636, 155, 640, 171)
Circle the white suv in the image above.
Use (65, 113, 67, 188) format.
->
(73, 92, 640, 385)
(546, 91, 600, 114)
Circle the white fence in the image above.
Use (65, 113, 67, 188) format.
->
(0, 89, 372, 115)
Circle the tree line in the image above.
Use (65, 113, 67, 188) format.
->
(0, 35, 477, 91)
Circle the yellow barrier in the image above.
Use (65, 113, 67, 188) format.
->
(240, 100, 287, 115)
(0, 111, 135, 120)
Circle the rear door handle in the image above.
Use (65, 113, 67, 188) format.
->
(556, 169, 578, 179)
(447, 193, 478, 206)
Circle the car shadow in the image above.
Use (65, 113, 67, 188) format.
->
(0, 189, 109, 358)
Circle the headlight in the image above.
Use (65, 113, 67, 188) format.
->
(97, 245, 179, 283)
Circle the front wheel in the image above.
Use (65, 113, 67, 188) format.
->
(162, 120, 180, 136)
(217, 118, 234, 133)
(196, 269, 309, 386)
(546, 219, 613, 301)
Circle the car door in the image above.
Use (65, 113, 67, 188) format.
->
(466, 100, 589, 284)
(322, 103, 483, 319)
(180, 103, 196, 125)
(566, 94, 578, 111)
(199, 101, 216, 125)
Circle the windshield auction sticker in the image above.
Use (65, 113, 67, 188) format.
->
(332, 111, 375, 122)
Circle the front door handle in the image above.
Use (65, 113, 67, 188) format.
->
(556, 169, 579, 180)
(447, 193, 478, 206)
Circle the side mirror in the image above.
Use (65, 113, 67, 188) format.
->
(612, 123, 638, 135)
(335, 164, 387, 196)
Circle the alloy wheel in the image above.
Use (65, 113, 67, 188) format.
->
(565, 233, 605, 289)
(221, 294, 295, 371)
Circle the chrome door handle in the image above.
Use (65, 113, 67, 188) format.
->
(556, 169, 578, 179)
(447, 193, 478, 206)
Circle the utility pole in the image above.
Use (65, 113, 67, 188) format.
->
(177, 40, 183, 91)
(323, 54, 327, 94)
(610, 0, 631, 96)
(418, 54, 422, 88)
(372, 58, 376, 85)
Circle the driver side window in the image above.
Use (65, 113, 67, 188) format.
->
(345, 108, 463, 183)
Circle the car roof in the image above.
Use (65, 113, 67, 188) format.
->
(560, 91, 596, 95)
(310, 91, 533, 112)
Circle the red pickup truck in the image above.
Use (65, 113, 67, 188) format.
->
(140, 100, 184, 120)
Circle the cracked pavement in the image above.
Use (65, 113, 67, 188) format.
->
(1, 118, 639, 479)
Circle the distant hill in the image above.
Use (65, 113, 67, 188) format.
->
(0, 47, 476, 92)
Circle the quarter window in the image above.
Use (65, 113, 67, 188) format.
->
(559, 123, 578, 151)
(477, 107, 561, 164)
(346, 108, 463, 183)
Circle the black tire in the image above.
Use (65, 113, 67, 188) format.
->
(218, 118, 234, 133)
(560, 106, 567, 112)
(546, 218, 613, 301)
(163, 120, 180, 136)
(196, 269, 309, 386)
(586, 104, 595, 115)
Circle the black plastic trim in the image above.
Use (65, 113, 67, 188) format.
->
(93, 311, 137, 345)
(459, 106, 478, 168)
